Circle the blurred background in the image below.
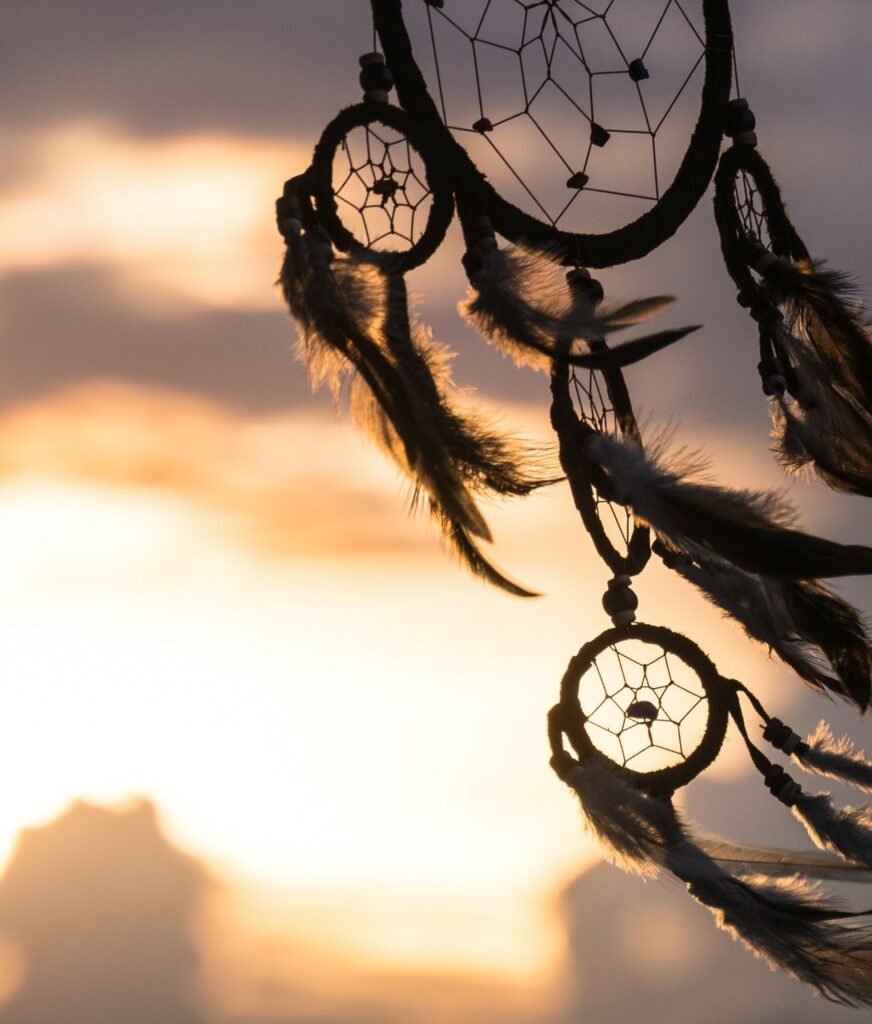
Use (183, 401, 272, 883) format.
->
(1, 1, 871, 1020)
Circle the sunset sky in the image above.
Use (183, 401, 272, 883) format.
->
(2, 2, 872, 1021)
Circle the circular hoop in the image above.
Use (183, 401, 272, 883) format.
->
(373, 0, 733, 268)
(555, 622, 730, 795)
(308, 102, 455, 273)
(713, 144, 809, 296)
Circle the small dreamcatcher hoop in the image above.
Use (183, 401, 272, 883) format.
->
(551, 623, 730, 796)
(308, 101, 455, 272)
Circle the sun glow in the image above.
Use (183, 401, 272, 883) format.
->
(0, 384, 799, 980)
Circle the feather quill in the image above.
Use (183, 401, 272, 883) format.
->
(280, 225, 545, 595)
(586, 432, 872, 579)
(662, 547, 871, 711)
(560, 756, 872, 1006)
(460, 243, 697, 371)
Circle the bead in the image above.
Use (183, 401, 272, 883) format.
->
(628, 58, 649, 82)
(566, 171, 589, 190)
(472, 117, 494, 133)
(733, 130, 758, 148)
(602, 577, 639, 627)
(763, 718, 803, 754)
(763, 764, 802, 806)
(359, 52, 394, 102)
(627, 700, 658, 722)
(590, 122, 611, 147)
(725, 98, 757, 137)
(371, 176, 399, 198)
(566, 268, 604, 306)
(425, 0, 445, 6)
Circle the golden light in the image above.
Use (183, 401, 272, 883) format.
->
(0, 383, 816, 988)
(0, 124, 305, 310)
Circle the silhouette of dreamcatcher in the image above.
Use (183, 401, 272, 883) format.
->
(278, 0, 872, 1003)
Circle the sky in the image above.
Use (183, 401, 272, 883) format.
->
(2, 1, 872, 1021)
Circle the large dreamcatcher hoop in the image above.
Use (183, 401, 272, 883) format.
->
(373, 0, 733, 265)
(278, 1, 872, 1005)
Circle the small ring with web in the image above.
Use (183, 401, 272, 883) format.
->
(554, 622, 730, 795)
(308, 102, 455, 272)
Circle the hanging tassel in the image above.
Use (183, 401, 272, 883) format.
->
(554, 752, 872, 1006)
(279, 222, 545, 596)
(460, 241, 698, 372)
(586, 432, 872, 579)
(659, 546, 871, 712)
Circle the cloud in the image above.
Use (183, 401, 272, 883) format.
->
(0, 380, 431, 560)
(0, 124, 304, 310)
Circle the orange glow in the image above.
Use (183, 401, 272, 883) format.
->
(0, 124, 306, 309)
(0, 383, 814, 984)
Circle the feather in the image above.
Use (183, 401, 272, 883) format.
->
(757, 257, 872, 496)
(793, 792, 872, 868)
(796, 723, 872, 792)
(698, 835, 872, 883)
(586, 432, 872, 579)
(769, 325, 872, 497)
(760, 256, 872, 398)
(662, 546, 871, 711)
(561, 756, 872, 1005)
(460, 242, 696, 372)
(280, 226, 545, 596)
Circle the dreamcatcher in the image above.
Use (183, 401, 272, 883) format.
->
(277, 0, 872, 1004)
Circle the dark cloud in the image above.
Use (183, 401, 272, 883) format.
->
(1, 1, 372, 138)
(0, 264, 313, 413)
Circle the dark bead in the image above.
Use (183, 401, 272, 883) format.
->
(358, 53, 395, 96)
(472, 117, 493, 133)
(360, 62, 394, 94)
(763, 718, 791, 747)
(628, 58, 649, 82)
(371, 176, 398, 198)
(627, 701, 658, 722)
(590, 122, 611, 147)
(567, 269, 603, 305)
(425, 0, 445, 7)
(602, 584, 638, 618)
(725, 98, 757, 137)
(566, 171, 589, 190)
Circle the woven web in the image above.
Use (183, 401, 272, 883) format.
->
(570, 366, 634, 555)
(419, 0, 705, 227)
(733, 172, 772, 252)
(332, 124, 434, 250)
(578, 637, 707, 772)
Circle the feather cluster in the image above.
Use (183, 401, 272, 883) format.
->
(759, 257, 872, 497)
(560, 755, 872, 1007)
(460, 242, 698, 372)
(583, 433, 872, 710)
(665, 549, 870, 711)
(280, 224, 552, 596)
